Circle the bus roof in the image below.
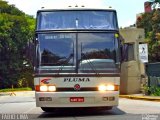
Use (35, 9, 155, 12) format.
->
(38, 2, 116, 12)
(37, 8, 116, 13)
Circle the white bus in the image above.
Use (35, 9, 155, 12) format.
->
(34, 4, 121, 112)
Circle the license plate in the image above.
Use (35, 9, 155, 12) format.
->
(70, 97, 84, 102)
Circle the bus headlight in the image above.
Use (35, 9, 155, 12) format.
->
(39, 85, 56, 92)
(40, 86, 48, 92)
(48, 86, 56, 92)
(106, 85, 115, 91)
(98, 85, 115, 91)
(98, 85, 107, 91)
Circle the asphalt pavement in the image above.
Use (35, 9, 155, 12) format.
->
(0, 91, 160, 120)
(0, 91, 160, 102)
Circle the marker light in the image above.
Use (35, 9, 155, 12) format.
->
(48, 86, 56, 92)
(40, 86, 48, 92)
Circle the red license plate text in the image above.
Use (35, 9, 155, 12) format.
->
(70, 97, 84, 102)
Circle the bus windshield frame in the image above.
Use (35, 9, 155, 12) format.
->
(36, 10, 118, 31)
(36, 32, 120, 74)
(35, 9, 120, 74)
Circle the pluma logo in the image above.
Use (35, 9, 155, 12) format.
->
(41, 78, 51, 84)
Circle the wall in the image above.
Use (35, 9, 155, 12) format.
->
(120, 28, 146, 94)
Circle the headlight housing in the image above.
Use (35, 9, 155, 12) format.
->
(39, 85, 56, 92)
(40, 86, 48, 92)
(106, 85, 115, 91)
(48, 86, 56, 92)
(98, 85, 115, 91)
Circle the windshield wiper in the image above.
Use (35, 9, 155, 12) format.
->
(80, 53, 100, 76)
(56, 53, 74, 75)
(56, 42, 75, 75)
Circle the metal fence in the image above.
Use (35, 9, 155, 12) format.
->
(149, 76, 160, 87)
(146, 62, 160, 87)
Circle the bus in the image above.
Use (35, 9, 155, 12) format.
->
(34, 4, 121, 112)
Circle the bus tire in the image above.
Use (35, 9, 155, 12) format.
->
(106, 106, 113, 110)
(41, 107, 55, 112)
(98, 106, 113, 111)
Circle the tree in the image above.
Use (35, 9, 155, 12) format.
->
(148, 0, 160, 8)
(0, 0, 35, 88)
(137, 9, 160, 62)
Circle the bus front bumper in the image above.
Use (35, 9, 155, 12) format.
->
(35, 91, 119, 108)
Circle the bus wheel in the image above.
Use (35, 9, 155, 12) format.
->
(41, 107, 55, 112)
(98, 106, 113, 111)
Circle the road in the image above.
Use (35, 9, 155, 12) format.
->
(0, 91, 160, 120)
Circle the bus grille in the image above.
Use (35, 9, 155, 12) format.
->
(56, 87, 98, 92)
(56, 86, 119, 92)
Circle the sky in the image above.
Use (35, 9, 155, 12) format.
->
(5, 0, 147, 28)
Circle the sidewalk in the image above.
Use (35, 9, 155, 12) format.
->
(120, 94, 160, 102)
(0, 92, 10, 96)
(0, 91, 35, 97)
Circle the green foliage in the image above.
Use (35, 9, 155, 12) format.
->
(136, 12, 153, 37)
(0, 0, 24, 15)
(137, 9, 160, 62)
(0, 0, 35, 88)
(143, 85, 160, 96)
(17, 67, 34, 88)
(149, 0, 160, 9)
(148, 86, 160, 96)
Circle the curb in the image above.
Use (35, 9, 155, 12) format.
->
(0, 93, 10, 96)
(0, 91, 34, 97)
(119, 95, 160, 102)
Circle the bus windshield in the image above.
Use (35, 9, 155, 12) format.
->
(37, 10, 118, 30)
(37, 33, 119, 73)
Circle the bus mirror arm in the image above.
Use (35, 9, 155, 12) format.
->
(35, 39, 39, 45)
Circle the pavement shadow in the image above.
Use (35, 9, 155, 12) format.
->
(37, 107, 126, 118)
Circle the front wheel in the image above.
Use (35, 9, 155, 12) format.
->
(105, 106, 113, 110)
(41, 107, 55, 112)
(98, 106, 113, 111)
